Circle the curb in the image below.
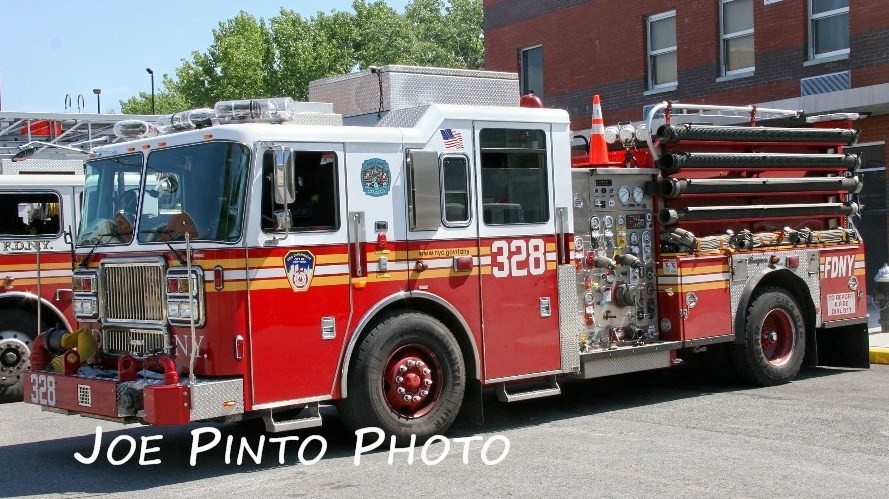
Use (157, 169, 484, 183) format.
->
(870, 348, 889, 365)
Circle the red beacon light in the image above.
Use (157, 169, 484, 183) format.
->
(520, 91, 543, 108)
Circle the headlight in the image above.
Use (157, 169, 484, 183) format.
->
(166, 268, 204, 326)
(72, 270, 99, 320)
(73, 297, 98, 319)
(603, 126, 619, 144)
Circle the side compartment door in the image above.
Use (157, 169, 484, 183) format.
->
(474, 123, 561, 380)
(246, 144, 351, 407)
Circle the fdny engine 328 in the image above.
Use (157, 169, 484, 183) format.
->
(24, 66, 869, 441)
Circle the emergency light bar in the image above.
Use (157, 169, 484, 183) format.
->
(214, 97, 298, 124)
(155, 108, 216, 134)
(113, 120, 157, 140)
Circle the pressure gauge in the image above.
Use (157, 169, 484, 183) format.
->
(618, 186, 631, 205)
(632, 185, 645, 204)
(603, 216, 613, 229)
(630, 232, 640, 245)
(590, 216, 601, 230)
(642, 230, 652, 246)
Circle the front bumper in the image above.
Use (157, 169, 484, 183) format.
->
(23, 369, 244, 426)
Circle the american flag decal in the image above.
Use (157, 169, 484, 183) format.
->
(440, 129, 464, 149)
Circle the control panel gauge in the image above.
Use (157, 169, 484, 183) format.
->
(618, 186, 631, 205)
(603, 216, 613, 229)
(642, 230, 651, 245)
(590, 216, 601, 230)
(632, 185, 645, 204)
(630, 232, 639, 245)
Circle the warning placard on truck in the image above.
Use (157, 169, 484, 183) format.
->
(827, 292, 855, 316)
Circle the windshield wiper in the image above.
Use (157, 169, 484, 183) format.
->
(77, 227, 125, 268)
(138, 228, 187, 265)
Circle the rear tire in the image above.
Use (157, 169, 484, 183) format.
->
(0, 310, 43, 402)
(339, 311, 465, 444)
(729, 288, 805, 386)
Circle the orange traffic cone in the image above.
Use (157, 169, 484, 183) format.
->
(588, 94, 609, 164)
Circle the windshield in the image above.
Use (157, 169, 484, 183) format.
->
(137, 142, 250, 243)
(78, 153, 143, 245)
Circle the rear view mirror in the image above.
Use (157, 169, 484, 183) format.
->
(273, 147, 296, 205)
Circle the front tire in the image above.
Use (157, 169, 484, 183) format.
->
(0, 310, 42, 402)
(730, 287, 806, 386)
(339, 311, 465, 444)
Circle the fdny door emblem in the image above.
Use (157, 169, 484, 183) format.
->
(284, 250, 316, 292)
(361, 158, 391, 197)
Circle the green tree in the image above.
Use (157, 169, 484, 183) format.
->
(119, 1, 483, 113)
(119, 75, 189, 114)
(176, 12, 274, 107)
(271, 9, 357, 100)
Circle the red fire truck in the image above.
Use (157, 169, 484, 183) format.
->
(24, 66, 869, 441)
(0, 161, 83, 401)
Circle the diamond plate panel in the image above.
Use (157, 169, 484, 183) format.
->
(287, 113, 343, 127)
(580, 350, 671, 379)
(730, 249, 821, 328)
(377, 105, 433, 128)
(190, 378, 244, 421)
(558, 264, 581, 372)
(308, 65, 520, 119)
(0, 158, 84, 174)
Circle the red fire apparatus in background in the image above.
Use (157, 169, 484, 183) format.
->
(23, 66, 869, 441)
(0, 161, 82, 401)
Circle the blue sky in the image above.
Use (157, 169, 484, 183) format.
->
(0, 1, 408, 113)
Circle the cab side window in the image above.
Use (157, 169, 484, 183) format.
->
(441, 155, 470, 226)
(261, 150, 340, 232)
(479, 128, 549, 225)
(0, 192, 62, 237)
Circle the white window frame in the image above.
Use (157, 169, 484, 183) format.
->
(647, 10, 678, 91)
(808, 0, 850, 60)
(520, 45, 544, 100)
(720, 0, 755, 76)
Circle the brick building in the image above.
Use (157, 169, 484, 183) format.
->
(484, 0, 889, 288)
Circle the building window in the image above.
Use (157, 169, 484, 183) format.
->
(647, 11, 677, 90)
(809, 0, 849, 59)
(520, 46, 543, 100)
(721, 0, 754, 75)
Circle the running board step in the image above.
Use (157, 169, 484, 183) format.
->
(263, 403, 322, 433)
(496, 376, 561, 403)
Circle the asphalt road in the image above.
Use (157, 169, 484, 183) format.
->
(2, 365, 889, 498)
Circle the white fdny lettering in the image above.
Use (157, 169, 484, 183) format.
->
(822, 255, 856, 279)
(174, 335, 205, 358)
(2, 240, 52, 252)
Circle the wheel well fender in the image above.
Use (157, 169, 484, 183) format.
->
(0, 291, 72, 334)
(732, 269, 816, 351)
(340, 292, 480, 398)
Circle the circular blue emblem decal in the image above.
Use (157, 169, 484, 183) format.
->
(361, 158, 391, 197)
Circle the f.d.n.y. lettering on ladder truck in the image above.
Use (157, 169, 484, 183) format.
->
(23, 66, 870, 442)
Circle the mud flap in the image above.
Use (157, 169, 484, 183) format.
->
(814, 322, 870, 368)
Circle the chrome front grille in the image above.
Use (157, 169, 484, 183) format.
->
(100, 260, 166, 323)
(102, 327, 170, 357)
